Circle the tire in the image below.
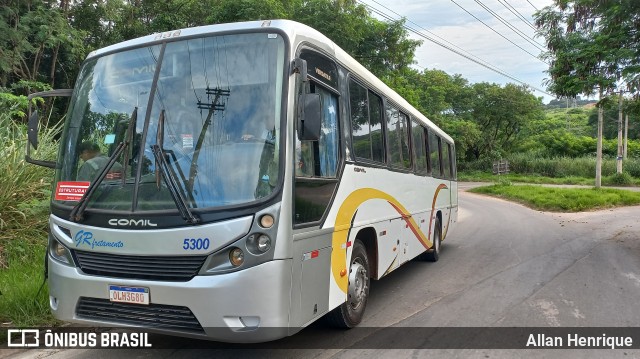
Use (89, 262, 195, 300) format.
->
(419, 217, 441, 262)
(326, 239, 370, 328)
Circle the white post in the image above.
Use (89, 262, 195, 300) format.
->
(617, 91, 623, 174)
(624, 114, 629, 159)
(596, 90, 603, 189)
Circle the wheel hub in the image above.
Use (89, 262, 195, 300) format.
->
(348, 261, 368, 310)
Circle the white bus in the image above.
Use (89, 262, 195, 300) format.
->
(26, 19, 458, 342)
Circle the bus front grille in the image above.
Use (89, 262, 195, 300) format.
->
(76, 297, 204, 333)
(73, 250, 207, 281)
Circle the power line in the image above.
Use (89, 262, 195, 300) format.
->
(367, 0, 526, 80)
(496, 0, 538, 32)
(473, 2, 544, 52)
(475, 0, 545, 50)
(358, 1, 552, 96)
(458, 0, 547, 58)
(526, 0, 539, 11)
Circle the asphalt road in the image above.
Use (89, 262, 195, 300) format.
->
(7, 186, 640, 358)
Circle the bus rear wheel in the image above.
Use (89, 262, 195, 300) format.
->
(326, 239, 370, 328)
(419, 217, 441, 262)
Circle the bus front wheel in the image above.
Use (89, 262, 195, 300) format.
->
(326, 239, 370, 328)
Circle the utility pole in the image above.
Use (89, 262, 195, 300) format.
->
(617, 91, 623, 174)
(624, 114, 629, 159)
(596, 89, 603, 188)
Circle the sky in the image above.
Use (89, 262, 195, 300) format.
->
(358, 0, 556, 103)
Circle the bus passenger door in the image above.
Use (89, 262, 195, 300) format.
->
(291, 71, 341, 326)
(292, 233, 332, 326)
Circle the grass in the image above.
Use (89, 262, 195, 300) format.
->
(469, 183, 640, 212)
(0, 199, 56, 329)
(0, 247, 51, 326)
(0, 110, 60, 332)
(459, 171, 640, 186)
(459, 171, 596, 185)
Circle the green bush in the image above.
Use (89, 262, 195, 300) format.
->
(625, 160, 640, 177)
(606, 172, 634, 186)
(458, 157, 494, 172)
(0, 112, 58, 231)
(462, 153, 640, 181)
(496, 176, 512, 186)
(506, 154, 593, 177)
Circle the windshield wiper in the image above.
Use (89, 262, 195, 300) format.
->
(152, 110, 200, 224)
(70, 108, 137, 222)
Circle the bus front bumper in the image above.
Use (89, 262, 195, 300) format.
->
(48, 256, 294, 343)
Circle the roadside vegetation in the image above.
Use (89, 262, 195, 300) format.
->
(459, 106, 640, 188)
(0, 108, 59, 329)
(469, 182, 640, 212)
(460, 156, 640, 187)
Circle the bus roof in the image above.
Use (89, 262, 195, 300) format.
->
(87, 19, 453, 144)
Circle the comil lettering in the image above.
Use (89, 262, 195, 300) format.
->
(108, 219, 158, 227)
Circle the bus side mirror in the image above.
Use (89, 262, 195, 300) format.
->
(293, 58, 321, 141)
(25, 89, 73, 168)
(298, 93, 321, 141)
(28, 109, 40, 150)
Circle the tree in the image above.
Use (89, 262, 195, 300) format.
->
(289, 0, 421, 80)
(206, 0, 287, 25)
(536, 0, 640, 184)
(0, 1, 87, 90)
(386, 68, 475, 124)
(585, 95, 640, 140)
(467, 83, 544, 160)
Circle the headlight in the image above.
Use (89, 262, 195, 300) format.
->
(246, 234, 271, 255)
(200, 205, 280, 275)
(229, 248, 244, 267)
(49, 236, 74, 266)
(257, 235, 271, 252)
(259, 214, 274, 229)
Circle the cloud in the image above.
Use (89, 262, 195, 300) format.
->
(360, 0, 555, 101)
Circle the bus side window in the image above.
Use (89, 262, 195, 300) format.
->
(450, 143, 457, 179)
(442, 141, 451, 179)
(428, 130, 441, 178)
(386, 104, 411, 170)
(412, 120, 428, 174)
(369, 91, 384, 163)
(317, 86, 339, 177)
(349, 80, 385, 164)
(349, 80, 371, 160)
(294, 81, 340, 225)
(295, 83, 339, 178)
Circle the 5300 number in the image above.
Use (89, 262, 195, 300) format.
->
(183, 238, 210, 250)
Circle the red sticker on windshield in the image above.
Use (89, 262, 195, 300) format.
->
(55, 181, 90, 201)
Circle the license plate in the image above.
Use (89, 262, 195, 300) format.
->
(109, 285, 149, 305)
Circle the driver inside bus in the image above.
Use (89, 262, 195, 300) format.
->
(241, 114, 276, 143)
(77, 141, 123, 181)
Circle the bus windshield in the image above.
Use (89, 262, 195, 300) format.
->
(55, 32, 285, 212)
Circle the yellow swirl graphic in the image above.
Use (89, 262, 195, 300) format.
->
(331, 185, 447, 293)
